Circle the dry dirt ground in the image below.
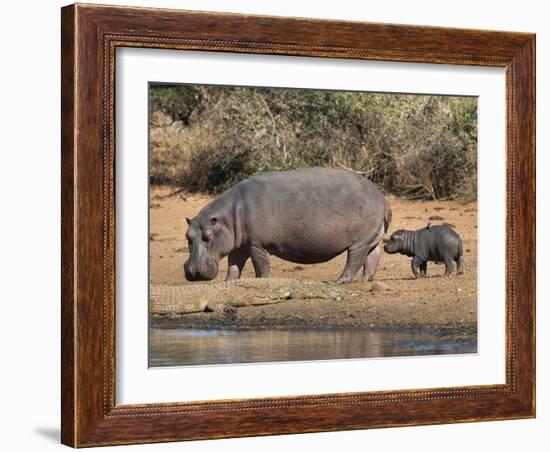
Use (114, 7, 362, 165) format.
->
(149, 187, 477, 334)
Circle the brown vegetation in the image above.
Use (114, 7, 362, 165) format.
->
(149, 85, 477, 200)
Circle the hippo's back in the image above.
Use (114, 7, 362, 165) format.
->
(237, 168, 386, 263)
(416, 225, 463, 261)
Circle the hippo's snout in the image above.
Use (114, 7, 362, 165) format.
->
(184, 258, 219, 281)
(383, 240, 400, 254)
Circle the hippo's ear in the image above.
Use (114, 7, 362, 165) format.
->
(186, 217, 191, 225)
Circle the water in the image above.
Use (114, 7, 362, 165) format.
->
(149, 327, 477, 367)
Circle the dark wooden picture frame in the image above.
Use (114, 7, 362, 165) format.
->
(61, 3, 535, 447)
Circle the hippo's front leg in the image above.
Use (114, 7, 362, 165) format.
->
(411, 256, 424, 278)
(419, 261, 428, 278)
(225, 249, 249, 281)
(250, 245, 270, 278)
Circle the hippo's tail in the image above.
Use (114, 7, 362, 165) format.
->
(383, 197, 392, 234)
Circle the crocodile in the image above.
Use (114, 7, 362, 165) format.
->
(150, 278, 361, 316)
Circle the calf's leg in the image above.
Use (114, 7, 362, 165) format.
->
(411, 256, 424, 278)
(419, 261, 428, 278)
(443, 258, 454, 276)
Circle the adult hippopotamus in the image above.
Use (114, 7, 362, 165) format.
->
(183, 167, 392, 284)
(383, 224, 464, 278)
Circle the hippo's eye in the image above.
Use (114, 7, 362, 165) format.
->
(210, 217, 217, 226)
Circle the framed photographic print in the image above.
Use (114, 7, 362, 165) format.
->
(61, 3, 535, 447)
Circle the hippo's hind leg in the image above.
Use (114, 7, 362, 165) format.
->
(443, 258, 454, 276)
(362, 245, 381, 282)
(225, 249, 250, 281)
(250, 245, 270, 278)
(337, 245, 370, 284)
(456, 255, 464, 275)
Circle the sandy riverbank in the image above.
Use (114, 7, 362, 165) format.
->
(149, 187, 477, 334)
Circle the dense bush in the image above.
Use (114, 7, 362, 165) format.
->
(149, 84, 477, 200)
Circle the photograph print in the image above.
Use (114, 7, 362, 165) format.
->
(148, 83, 478, 367)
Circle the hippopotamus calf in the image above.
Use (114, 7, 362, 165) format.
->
(383, 224, 464, 278)
(184, 167, 392, 284)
